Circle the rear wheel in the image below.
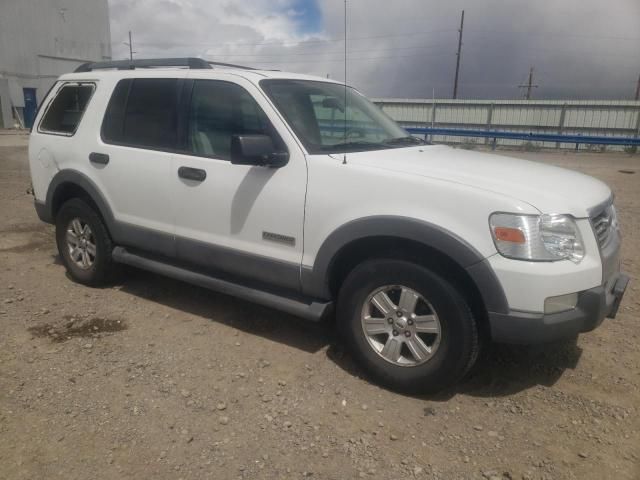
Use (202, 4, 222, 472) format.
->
(55, 198, 117, 286)
(337, 259, 478, 393)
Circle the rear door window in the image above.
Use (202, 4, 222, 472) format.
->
(39, 84, 95, 135)
(102, 78, 179, 150)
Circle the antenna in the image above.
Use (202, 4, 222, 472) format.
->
(343, 0, 348, 165)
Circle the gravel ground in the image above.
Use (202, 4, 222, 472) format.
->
(1, 135, 639, 480)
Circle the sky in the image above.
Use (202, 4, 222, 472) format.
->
(108, 0, 640, 100)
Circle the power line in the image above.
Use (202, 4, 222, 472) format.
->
(206, 42, 449, 58)
(462, 41, 637, 59)
(121, 28, 457, 49)
(112, 29, 640, 53)
(218, 51, 452, 65)
(465, 29, 640, 42)
(121, 40, 639, 62)
(116, 28, 640, 50)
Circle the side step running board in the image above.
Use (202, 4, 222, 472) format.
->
(112, 247, 331, 322)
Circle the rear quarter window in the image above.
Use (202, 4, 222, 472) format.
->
(38, 83, 95, 136)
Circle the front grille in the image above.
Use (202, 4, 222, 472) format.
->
(591, 205, 614, 249)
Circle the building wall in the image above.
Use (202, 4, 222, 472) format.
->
(0, 0, 111, 127)
(373, 98, 640, 151)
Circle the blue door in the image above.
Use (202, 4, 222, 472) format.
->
(23, 88, 37, 129)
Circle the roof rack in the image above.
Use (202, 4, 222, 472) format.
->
(74, 57, 254, 73)
(208, 61, 255, 70)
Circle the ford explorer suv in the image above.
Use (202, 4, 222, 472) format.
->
(29, 58, 629, 393)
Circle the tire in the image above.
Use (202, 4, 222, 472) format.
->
(55, 198, 117, 287)
(337, 258, 479, 393)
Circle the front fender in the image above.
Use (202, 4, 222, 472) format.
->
(301, 215, 509, 315)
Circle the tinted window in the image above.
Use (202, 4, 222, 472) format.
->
(188, 80, 274, 160)
(101, 79, 131, 142)
(102, 78, 179, 149)
(39, 84, 94, 135)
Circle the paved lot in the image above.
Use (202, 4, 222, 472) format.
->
(1, 137, 639, 479)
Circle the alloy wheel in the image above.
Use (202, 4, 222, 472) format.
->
(360, 285, 442, 367)
(65, 218, 96, 270)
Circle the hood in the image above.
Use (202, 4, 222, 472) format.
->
(346, 145, 611, 217)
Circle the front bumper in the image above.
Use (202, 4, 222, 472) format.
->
(489, 272, 629, 344)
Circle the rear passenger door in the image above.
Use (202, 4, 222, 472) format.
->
(97, 77, 182, 257)
(171, 78, 307, 293)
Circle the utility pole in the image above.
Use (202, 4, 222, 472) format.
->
(518, 66, 539, 100)
(123, 31, 135, 60)
(635, 73, 640, 101)
(452, 10, 464, 99)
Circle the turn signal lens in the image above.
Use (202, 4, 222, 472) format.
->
(493, 227, 525, 244)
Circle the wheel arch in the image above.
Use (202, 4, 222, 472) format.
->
(301, 216, 509, 322)
(45, 170, 116, 233)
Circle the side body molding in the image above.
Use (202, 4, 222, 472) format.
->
(301, 216, 509, 314)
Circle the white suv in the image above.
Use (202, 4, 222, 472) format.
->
(29, 58, 629, 392)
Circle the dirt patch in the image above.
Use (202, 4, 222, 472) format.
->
(1, 146, 639, 480)
(0, 223, 45, 234)
(0, 223, 51, 252)
(28, 316, 127, 342)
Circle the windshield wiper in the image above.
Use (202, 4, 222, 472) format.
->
(383, 136, 426, 146)
(320, 141, 389, 151)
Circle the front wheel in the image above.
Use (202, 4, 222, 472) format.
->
(337, 259, 479, 393)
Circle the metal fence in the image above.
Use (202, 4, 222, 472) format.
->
(372, 98, 640, 150)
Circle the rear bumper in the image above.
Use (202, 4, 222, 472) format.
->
(489, 272, 629, 344)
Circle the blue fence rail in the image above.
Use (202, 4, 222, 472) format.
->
(405, 127, 640, 149)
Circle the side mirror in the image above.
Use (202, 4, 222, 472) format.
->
(230, 135, 289, 168)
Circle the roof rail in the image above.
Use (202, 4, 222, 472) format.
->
(207, 61, 256, 70)
(74, 57, 256, 73)
(74, 57, 212, 72)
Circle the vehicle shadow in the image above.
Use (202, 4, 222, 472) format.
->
(116, 267, 332, 354)
(79, 261, 583, 398)
(453, 338, 583, 398)
(326, 337, 583, 400)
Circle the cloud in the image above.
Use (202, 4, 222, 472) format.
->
(108, 0, 640, 99)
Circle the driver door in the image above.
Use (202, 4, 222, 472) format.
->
(171, 77, 307, 293)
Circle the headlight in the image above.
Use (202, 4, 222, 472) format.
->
(610, 205, 619, 232)
(489, 213, 584, 263)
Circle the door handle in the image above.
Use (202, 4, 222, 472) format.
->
(178, 166, 207, 182)
(89, 152, 109, 165)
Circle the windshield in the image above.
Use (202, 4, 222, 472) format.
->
(260, 79, 425, 154)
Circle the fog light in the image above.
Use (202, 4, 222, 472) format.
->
(544, 293, 578, 314)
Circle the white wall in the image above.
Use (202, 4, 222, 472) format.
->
(0, 0, 111, 127)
